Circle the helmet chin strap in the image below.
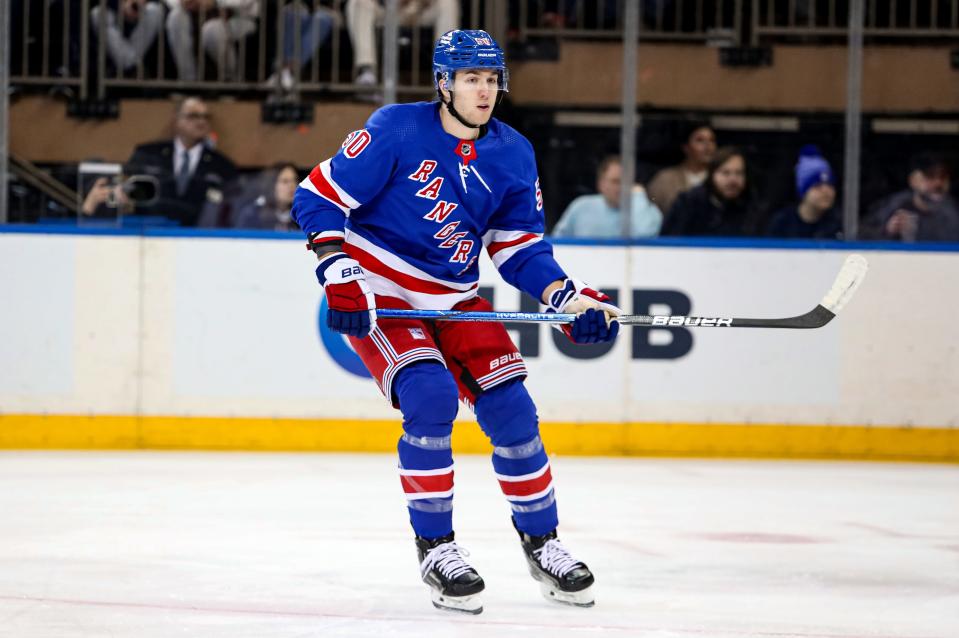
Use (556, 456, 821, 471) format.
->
(440, 88, 481, 130)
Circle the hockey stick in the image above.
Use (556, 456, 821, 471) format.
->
(376, 254, 868, 329)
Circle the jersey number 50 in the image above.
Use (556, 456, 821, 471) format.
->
(342, 130, 372, 158)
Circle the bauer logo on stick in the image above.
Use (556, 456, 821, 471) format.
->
(652, 316, 733, 327)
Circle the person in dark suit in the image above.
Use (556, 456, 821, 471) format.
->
(125, 96, 238, 226)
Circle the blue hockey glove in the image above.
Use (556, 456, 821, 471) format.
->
(546, 278, 621, 344)
(316, 252, 377, 339)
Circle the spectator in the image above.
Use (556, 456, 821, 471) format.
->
(661, 146, 762, 237)
(125, 96, 237, 226)
(267, 2, 338, 92)
(165, 0, 258, 81)
(862, 152, 959, 242)
(232, 163, 301, 231)
(346, 0, 459, 87)
(766, 146, 842, 239)
(90, 0, 164, 74)
(80, 177, 129, 218)
(647, 121, 716, 218)
(551, 155, 662, 238)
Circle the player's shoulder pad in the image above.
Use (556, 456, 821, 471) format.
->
(364, 102, 433, 142)
(490, 118, 535, 156)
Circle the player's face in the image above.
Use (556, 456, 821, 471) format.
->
(448, 69, 499, 124)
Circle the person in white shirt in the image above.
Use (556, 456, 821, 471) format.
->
(551, 155, 663, 239)
(346, 0, 459, 87)
(90, 0, 165, 73)
(164, 0, 258, 81)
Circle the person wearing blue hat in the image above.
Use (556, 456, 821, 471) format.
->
(766, 145, 842, 239)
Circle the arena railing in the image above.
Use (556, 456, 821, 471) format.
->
(10, 0, 91, 99)
(11, 1, 958, 100)
(752, 0, 959, 44)
(514, 0, 744, 45)
(9, 0, 502, 101)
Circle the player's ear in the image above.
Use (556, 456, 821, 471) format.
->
(435, 72, 449, 99)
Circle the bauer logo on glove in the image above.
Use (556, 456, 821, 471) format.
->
(316, 252, 378, 339)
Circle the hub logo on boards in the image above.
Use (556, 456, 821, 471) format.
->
(318, 287, 695, 376)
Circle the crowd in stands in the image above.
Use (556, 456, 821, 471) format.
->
(14, 0, 459, 92)
(8, 1, 959, 242)
(550, 124, 958, 242)
(69, 95, 957, 243)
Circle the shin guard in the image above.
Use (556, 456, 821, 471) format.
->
(474, 380, 558, 536)
(394, 363, 459, 539)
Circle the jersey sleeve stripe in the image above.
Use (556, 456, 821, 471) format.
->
(488, 236, 543, 269)
(486, 232, 540, 258)
(319, 159, 361, 209)
(299, 173, 347, 214)
(305, 159, 360, 213)
(310, 230, 346, 245)
(482, 228, 527, 246)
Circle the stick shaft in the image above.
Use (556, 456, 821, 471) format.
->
(374, 254, 867, 331)
(375, 306, 836, 329)
(376, 309, 577, 324)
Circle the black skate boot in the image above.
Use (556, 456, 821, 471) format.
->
(415, 532, 485, 614)
(514, 520, 595, 607)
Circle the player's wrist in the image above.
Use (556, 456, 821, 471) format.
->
(316, 253, 361, 286)
(313, 244, 344, 260)
(545, 278, 581, 313)
(305, 231, 344, 260)
(540, 279, 566, 305)
(546, 278, 622, 319)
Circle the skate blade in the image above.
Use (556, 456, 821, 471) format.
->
(430, 590, 483, 615)
(538, 581, 595, 607)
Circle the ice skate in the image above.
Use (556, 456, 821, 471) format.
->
(514, 521, 595, 607)
(415, 532, 485, 614)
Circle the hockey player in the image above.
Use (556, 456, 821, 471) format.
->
(292, 29, 621, 614)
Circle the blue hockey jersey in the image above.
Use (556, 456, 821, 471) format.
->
(292, 101, 566, 310)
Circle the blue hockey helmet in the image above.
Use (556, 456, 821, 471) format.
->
(432, 29, 509, 92)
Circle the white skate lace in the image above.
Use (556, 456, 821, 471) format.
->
(533, 539, 582, 577)
(421, 542, 475, 580)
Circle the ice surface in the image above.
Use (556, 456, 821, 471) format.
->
(1, 452, 957, 637)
